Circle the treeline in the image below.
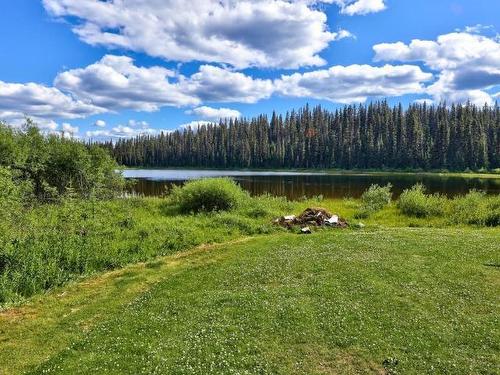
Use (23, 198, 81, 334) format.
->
(106, 102, 500, 170)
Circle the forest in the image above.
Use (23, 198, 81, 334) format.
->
(106, 102, 500, 171)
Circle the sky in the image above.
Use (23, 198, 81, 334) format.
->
(0, 0, 499, 139)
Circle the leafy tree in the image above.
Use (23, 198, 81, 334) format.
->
(0, 121, 124, 202)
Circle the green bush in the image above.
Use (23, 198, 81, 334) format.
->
(398, 184, 447, 218)
(449, 190, 486, 225)
(354, 183, 392, 218)
(450, 191, 500, 226)
(484, 207, 500, 226)
(169, 178, 249, 213)
(356, 183, 393, 217)
(361, 183, 393, 210)
(0, 167, 19, 207)
(0, 122, 125, 202)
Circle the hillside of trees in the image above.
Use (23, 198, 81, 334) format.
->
(106, 102, 499, 171)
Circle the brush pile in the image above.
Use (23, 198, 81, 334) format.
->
(275, 207, 348, 229)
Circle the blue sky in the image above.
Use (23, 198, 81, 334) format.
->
(0, 0, 499, 139)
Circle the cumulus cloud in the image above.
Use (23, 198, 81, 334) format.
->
(53, 56, 274, 111)
(0, 80, 104, 126)
(180, 65, 274, 103)
(54, 55, 198, 111)
(331, 0, 386, 15)
(187, 106, 242, 120)
(0, 54, 436, 126)
(62, 122, 79, 137)
(86, 121, 168, 139)
(275, 64, 432, 103)
(42, 0, 339, 69)
(127, 120, 149, 128)
(373, 31, 500, 105)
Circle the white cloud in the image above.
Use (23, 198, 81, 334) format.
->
(54, 56, 274, 110)
(38, 120, 59, 131)
(332, 0, 386, 16)
(180, 65, 274, 104)
(373, 32, 500, 71)
(43, 0, 338, 69)
(86, 121, 169, 139)
(276, 64, 432, 103)
(94, 119, 106, 127)
(462, 24, 494, 34)
(54, 55, 198, 111)
(127, 120, 149, 128)
(0, 80, 104, 126)
(335, 29, 356, 40)
(187, 106, 241, 120)
(373, 32, 500, 105)
(61, 122, 79, 137)
(414, 98, 434, 106)
(179, 121, 217, 132)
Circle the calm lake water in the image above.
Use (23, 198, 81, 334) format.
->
(122, 169, 500, 200)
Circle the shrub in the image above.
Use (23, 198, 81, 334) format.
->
(355, 183, 392, 218)
(484, 195, 500, 226)
(361, 184, 393, 211)
(169, 178, 249, 213)
(449, 190, 486, 225)
(0, 122, 125, 202)
(398, 184, 446, 218)
(0, 167, 30, 212)
(450, 191, 500, 226)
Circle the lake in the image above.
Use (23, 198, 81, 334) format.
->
(122, 169, 500, 200)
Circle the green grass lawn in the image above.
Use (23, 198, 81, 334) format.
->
(1, 228, 498, 374)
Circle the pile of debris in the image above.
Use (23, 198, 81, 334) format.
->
(275, 207, 348, 233)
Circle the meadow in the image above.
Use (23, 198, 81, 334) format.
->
(0, 175, 499, 374)
(1, 228, 498, 374)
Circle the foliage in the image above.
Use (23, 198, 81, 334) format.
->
(1, 187, 499, 305)
(0, 193, 288, 304)
(398, 184, 447, 218)
(108, 102, 499, 171)
(449, 191, 500, 226)
(0, 122, 124, 202)
(356, 183, 392, 217)
(0, 167, 22, 210)
(169, 178, 250, 213)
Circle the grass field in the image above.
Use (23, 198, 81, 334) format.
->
(4, 193, 482, 307)
(1, 228, 499, 374)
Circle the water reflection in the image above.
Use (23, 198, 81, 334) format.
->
(123, 169, 500, 200)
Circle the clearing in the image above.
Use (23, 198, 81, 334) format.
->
(1, 228, 499, 374)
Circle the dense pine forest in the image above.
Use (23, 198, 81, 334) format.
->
(106, 102, 500, 170)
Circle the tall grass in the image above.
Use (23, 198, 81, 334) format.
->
(397, 184, 500, 226)
(1, 178, 499, 305)
(398, 184, 447, 218)
(449, 191, 500, 226)
(0, 193, 290, 305)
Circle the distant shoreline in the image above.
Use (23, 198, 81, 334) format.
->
(120, 167, 500, 180)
